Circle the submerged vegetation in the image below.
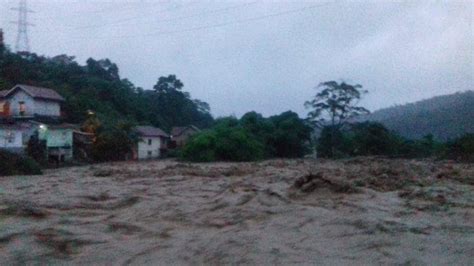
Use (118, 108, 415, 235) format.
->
(181, 111, 312, 162)
(316, 122, 474, 162)
(0, 150, 42, 176)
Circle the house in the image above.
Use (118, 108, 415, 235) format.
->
(0, 84, 76, 162)
(170, 125, 200, 148)
(0, 84, 65, 118)
(135, 126, 169, 160)
(0, 123, 24, 154)
(28, 121, 76, 162)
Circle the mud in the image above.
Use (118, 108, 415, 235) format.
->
(0, 158, 473, 265)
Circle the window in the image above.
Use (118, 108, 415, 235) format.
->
(5, 131, 14, 143)
(147, 151, 152, 158)
(148, 139, 152, 145)
(19, 101, 26, 116)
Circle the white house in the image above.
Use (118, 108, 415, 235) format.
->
(0, 84, 64, 118)
(135, 126, 169, 160)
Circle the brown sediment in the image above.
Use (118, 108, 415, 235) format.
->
(0, 158, 472, 264)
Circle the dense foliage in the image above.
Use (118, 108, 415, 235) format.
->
(317, 122, 472, 161)
(0, 49, 213, 131)
(181, 111, 312, 162)
(26, 132, 47, 165)
(0, 150, 42, 176)
(91, 120, 140, 162)
(0, 47, 214, 162)
(443, 134, 474, 162)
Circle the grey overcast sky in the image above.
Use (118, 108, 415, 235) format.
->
(0, 0, 472, 117)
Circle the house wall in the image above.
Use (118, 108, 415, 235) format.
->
(4, 90, 61, 117)
(38, 127, 74, 161)
(39, 128, 73, 147)
(137, 136, 161, 159)
(0, 129, 23, 149)
(34, 99, 61, 117)
(8, 90, 35, 117)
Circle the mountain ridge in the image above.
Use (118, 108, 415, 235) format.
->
(362, 90, 474, 140)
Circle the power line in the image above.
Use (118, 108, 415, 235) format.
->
(75, 1, 258, 30)
(11, 0, 34, 52)
(32, 1, 173, 20)
(25, 1, 199, 31)
(62, 1, 200, 29)
(72, 1, 334, 40)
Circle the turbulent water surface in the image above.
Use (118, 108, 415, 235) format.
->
(0, 158, 473, 265)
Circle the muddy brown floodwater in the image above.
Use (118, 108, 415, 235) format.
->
(0, 158, 473, 265)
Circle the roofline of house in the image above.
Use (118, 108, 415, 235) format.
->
(0, 85, 65, 102)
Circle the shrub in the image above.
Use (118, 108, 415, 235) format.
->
(26, 132, 47, 165)
(0, 150, 42, 176)
(92, 121, 139, 162)
(181, 131, 216, 162)
(181, 111, 312, 162)
(350, 122, 398, 156)
(316, 122, 448, 159)
(268, 111, 312, 158)
(214, 127, 264, 161)
(444, 134, 474, 162)
(317, 126, 352, 158)
(181, 125, 264, 162)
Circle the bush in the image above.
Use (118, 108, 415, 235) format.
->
(268, 111, 312, 158)
(92, 121, 139, 162)
(27, 133, 47, 165)
(0, 150, 42, 176)
(316, 122, 443, 159)
(181, 111, 310, 162)
(317, 126, 352, 158)
(181, 131, 216, 162)
(214, 127, 264, 161)
(350, 122, 398, 156)
(181, 125, 264, 162)
(444, 133, 474, 162)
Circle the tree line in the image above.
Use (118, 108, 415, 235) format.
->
(0, 45, 213, 164)
(182, 81, 473, 162)
(0, 48, 213, 131)
(0, 43, 471, 168)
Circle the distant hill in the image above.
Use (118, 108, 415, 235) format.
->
(362, 91, 474, 140)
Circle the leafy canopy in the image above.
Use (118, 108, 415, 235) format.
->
(181, 111, 312, 162)
(305, 81, 370, 129)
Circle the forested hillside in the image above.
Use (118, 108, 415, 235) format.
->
(0, 44, 213, 130)
(363, 91, 474, 140)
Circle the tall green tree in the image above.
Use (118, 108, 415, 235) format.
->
(305, 81, 370, 129)
(305, 81, 370, 157)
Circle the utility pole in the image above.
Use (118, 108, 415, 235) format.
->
(11, 0, 34, 53)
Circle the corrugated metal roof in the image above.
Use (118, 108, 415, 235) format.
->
(171, 125, 200, 137)
(136, 126, 169, 137)
(28, 120, 78, 129)
(0, 84, 65, 102)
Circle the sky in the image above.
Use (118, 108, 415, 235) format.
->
(0, 0, 472, 118)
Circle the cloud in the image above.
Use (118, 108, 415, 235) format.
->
(1, 0, 471, 117)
